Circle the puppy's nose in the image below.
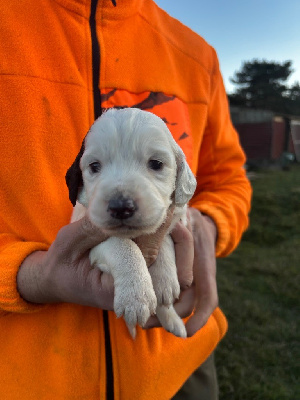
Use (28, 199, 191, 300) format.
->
(107, 195, 137, 219)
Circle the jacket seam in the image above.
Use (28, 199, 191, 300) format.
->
(138, 11, 214, 77)
(0, 72, 87, 88)
(51, 0, 90, 19)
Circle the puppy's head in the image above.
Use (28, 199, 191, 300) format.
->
(66, 108, 196, 238)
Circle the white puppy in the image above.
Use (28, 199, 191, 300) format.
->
(66, 108, 196, 338)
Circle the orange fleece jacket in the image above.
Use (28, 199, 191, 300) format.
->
(0, 0, 251, 399)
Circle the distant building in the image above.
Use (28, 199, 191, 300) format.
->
(230, 106, 300, 163)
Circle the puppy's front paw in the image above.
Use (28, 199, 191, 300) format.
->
(114, 282, 157, 328)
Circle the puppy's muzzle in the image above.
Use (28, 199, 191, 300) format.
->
(107, 194, 138, 220)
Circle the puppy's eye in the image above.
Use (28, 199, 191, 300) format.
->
(89, 161, 101, 174)
(148, 159, 163, 171)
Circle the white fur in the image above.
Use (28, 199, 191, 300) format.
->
(71, 108, 196, 338)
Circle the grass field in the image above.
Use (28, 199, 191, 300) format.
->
(215, 164, 300, 399)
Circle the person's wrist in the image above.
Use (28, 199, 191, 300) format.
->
(201, 213, 218, 244)
(17, 250, 50, 304)
(190, 207, 217, 233)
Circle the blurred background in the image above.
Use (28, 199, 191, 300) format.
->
(156, 1, 300, 399)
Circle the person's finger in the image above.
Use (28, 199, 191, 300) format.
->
(171, 221, 194, 288)
(173, 286, 196, 317)
(185, 288, 218, 337)
(54, 215, 108, 261)
(186, 243, 218, 336)
(143, 314, 160, 329)
(84, 268, 115, 310)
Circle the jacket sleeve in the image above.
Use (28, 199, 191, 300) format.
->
(0, 231, 48, 313)
(190, 52, 252, 257)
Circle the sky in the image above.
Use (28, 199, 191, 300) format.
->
(155, 0, 300, 94)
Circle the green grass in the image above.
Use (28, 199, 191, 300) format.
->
(216, 164, 300, 400)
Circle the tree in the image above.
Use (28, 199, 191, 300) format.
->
(287, 82, 300, 115)
(229, 59, 300, 116)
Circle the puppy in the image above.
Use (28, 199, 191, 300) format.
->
(66, 108, 196, 338)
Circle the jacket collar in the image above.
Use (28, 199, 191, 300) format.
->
(54, 0, 142, 19)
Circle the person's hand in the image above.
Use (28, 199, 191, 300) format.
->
(17, 216, 115, 309)
(133, 206, 175, 267)
(134, 206, 194, 288)
(17, 208, 185, 309)
(184, 208, 218, 336)
(144, 207, 219, 337)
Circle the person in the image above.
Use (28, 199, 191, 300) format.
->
(0, 0, 251, 399)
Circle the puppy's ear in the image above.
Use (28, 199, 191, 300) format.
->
(65, 140, 85, 207)
(174, 147, 197, 207)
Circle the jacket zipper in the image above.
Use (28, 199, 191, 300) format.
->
(89, 1, 114, 399)
(90, 0, 102, 120)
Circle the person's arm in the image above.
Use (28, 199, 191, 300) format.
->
(185, 53, 251, 334)
(0, 231, 49, 313)
(190, 51, 252, 258)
